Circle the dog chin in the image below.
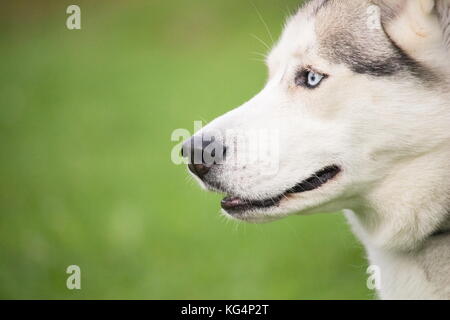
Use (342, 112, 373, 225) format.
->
(219, 192, 333, 223)
(220, 207, 292, 224)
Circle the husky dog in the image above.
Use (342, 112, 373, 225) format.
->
(182, 0, 450, 299)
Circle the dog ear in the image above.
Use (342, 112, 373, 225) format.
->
(375, 0, 436, 16)
(375, 0, 449, 53)
(419, 0, 436, 14)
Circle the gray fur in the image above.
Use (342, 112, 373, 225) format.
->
(313, 0, 437, 82)
(436, 0, 450, 49)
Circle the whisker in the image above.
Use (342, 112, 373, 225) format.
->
(248, 57, 267, 64)
(250, 33, 270, 50)
(250, 1, 275, 45)
(251, 51, 268, 59)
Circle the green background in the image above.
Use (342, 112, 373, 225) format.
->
(0, 0, 372, 299)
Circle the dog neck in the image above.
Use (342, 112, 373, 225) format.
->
(346, 144, 450, 253)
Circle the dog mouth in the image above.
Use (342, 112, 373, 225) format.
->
(221, 165, 341, 214)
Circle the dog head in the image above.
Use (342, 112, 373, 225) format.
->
(182, 0, 450, 223)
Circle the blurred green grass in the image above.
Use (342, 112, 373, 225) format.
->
(0, 0, 372, 299)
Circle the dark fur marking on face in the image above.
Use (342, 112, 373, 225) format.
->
(310, 0, 440, 84)
(328, 27, 437, 82)
(323, 18, 439, 83)
(382, 27, 438, 82)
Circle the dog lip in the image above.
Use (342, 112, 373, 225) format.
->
(286, 165, 341, 194)
(221, 165, 341, 214)
(221, 195, 283, 212)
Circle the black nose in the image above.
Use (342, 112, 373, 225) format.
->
(181, 135, 226, 179)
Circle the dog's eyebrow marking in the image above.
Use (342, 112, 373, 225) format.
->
(325, 29, 437, 81)
(347, 34, 434, 83)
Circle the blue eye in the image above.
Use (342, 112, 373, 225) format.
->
(307, 71, 324, 87)
(295, 69, 327, 89)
